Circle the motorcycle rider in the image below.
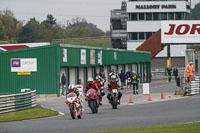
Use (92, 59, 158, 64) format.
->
(94, 75, 105, 105)
(85, 77, 98, 92)
(109, 69, 119, 82)
(107, 75, 122, 104)
(66, 84, 83, 107)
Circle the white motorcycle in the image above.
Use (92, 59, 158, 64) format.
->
(65, 92, 82, 119)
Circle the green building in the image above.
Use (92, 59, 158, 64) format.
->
(0, 44, 151, 96)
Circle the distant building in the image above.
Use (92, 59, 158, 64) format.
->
(110, 0, 191, 68)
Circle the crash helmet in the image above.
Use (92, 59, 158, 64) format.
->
(87, 77, 94, 85)
(68, 84, 75, 92)
(111, 75, 116, 82)
(96, 75, 101, 81)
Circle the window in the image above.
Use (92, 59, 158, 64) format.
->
(168, 13, 174, 20)
(131, 32, 138, 40)
(153, 13, 159, 20)
(146, 13, 153, 20)
(175, 12, 184, 20)
(131, 13, 137, 20)
(139, 13, 145, 20)
(139, 32, 145, 40)
(160, 13, 167, 20)
(146, 32, 153, 39)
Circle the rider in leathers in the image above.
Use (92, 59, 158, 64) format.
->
(107, 75, 122, 104)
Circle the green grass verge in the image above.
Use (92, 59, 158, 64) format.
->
(66, 39, 111, 48)
(0, 105, 58, 123)
(80, 122, 200, 133)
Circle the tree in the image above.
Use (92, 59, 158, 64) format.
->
(191, 2, 200, 20)
(0, 20, 8, 41)
(19, 18, 42, 43)
(65, 17, 104, 38)
(0, 10, 22, 43)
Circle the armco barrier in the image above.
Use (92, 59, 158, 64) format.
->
(186, 76, 200, 96)
(0, 90, 36, 114)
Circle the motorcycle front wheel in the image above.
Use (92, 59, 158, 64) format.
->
(112, 96, 118, 109)
(69, 105, 76, 119)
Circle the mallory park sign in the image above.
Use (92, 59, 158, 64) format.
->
(136, 4, 176, 9)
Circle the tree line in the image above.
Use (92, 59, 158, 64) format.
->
(0, 10, 107, 43)
(0, 3, 200, 44)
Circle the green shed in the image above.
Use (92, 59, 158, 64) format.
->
(0, 44, 151, 96)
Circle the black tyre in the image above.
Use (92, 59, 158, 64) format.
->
(112, 96, 118, 109)
(89, 100, 96, 113)
(77, 106, 82, 119)
(69, 105, 76, 119)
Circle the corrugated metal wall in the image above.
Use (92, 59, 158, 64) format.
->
(0, 45, 59, 95)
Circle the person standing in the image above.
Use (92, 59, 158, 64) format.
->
(166, 67, 172, 82)
(99, 67, 106, 81)
(173, 66, 178, 82)
(186, 62, 194, 82)
(126, 69, 133, 88)
(119, 70, 126, 90)
(61, 73, 66, 95)
(132, 71, 139, 95)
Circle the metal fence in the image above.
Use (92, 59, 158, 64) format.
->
(0, 90, 36, 114)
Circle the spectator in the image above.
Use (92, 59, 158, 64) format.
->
(132, 71, 139, 95)
(166, 67, 172, 82)
(99, 67, 106, 80)
(61, 73, 66, 95)
(173, 66, 178, 82)
(186, 62, 194, 82)
(119, 70, 126, 90)
(126, 69, 133, 88)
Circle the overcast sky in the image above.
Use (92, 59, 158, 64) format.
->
(0, 0, 199, 31)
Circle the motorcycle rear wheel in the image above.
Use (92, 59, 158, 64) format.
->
(77, 106, 82, 119)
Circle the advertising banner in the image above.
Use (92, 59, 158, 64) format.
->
(81, 49, 86, 64)
(161, 21, 200, 43)
(90, 50, 95, 64)
(11, 58, 37, 72)
(63, 48, 67, 62)
(98, 50, 102, 65)
(114, 52, 117, 61)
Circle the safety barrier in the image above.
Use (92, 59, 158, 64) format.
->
(0, 90, 37, 114)
(186, 76, 200, 96)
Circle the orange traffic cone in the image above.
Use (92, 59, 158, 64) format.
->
(148, 93, 152, 101)
(161, 90, 165, 99)
(129, 94, 133, 103)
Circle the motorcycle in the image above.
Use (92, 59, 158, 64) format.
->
(110, 89, 119, 109)
(86, 88, 99, 113)
(65, 92, 82, 119)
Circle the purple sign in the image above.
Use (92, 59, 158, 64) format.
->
(11, 59, 20, 67)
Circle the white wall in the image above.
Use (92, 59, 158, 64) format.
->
(127, 41, 143, 50)
(88, 67, 93, 79)
(79, 67, 84, 84)
(69, 67, 76, 84)
(127, 21, 161, 32)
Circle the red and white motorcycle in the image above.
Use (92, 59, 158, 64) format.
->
(65, 92, 82, 119)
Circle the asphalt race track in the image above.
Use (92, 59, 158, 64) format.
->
(0, 95, 200, 133)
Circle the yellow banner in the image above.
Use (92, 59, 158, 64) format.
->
(167, 58, 171, 67)
(17, 72, 31, 75)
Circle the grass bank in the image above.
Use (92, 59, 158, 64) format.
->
(81, 122, 200, 133)
(0, 105, 58, 123)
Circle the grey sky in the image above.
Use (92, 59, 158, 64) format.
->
(0, 0, 199, 31)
